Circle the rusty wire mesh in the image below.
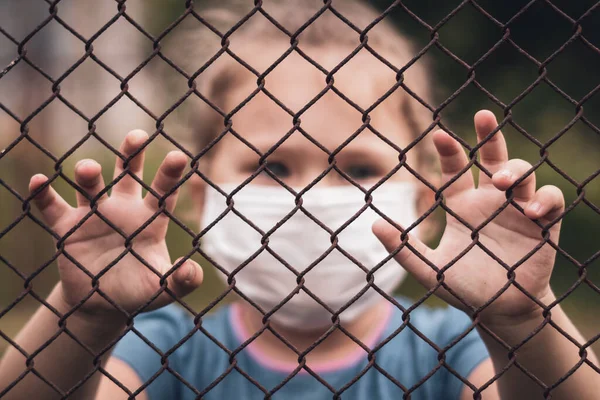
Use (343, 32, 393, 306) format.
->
(0, 0, 599, 399)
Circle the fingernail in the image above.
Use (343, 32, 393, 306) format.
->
(528, 202, 542, 214)
(128, 130, 148, 144)
(76, 159, 94, 169)
(498, 169, 513, 180)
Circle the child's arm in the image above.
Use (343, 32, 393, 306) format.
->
(374, 110, 599, 399)
(465, 296, 599, 399)
(0, 285, 148, 400)
(0, 131, 203, 399)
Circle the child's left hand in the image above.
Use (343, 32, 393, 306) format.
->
(373, 110, 564, 327)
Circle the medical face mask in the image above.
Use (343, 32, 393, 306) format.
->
(200, 182, 419, 330)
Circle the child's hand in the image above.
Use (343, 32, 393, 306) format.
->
(29, 130, 203, 322)
(374, 110, 564, 327)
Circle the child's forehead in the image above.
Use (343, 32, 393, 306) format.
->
(228, 45, 402, 108)
(221, 46, 413, 149)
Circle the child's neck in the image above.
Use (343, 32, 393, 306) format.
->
(236, 299, 391, 372)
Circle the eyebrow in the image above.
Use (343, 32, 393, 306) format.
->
(239, 127, 409, 162)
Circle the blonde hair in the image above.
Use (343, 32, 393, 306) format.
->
(164, 0, 437, 175)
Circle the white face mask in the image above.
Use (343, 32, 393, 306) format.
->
(200, 182, 418, 330)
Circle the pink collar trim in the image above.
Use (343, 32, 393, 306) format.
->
(229, 301, 393, 375)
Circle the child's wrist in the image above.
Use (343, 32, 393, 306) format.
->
(477, 290, 557, 343)
(51, 284, 128, 343)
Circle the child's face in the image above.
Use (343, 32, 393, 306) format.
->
(205, 48, 421, 190)
(194, 48, 436, 329)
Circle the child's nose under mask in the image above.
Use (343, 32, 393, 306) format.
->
(200, 182, 419, 330)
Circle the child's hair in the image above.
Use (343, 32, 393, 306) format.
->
(165, 0, 438, 179)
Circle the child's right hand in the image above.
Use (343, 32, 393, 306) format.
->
(29, 130, 203, 323)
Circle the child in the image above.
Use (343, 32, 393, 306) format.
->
(0, 1, 598, 399)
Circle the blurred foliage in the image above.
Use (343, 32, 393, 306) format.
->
(0, 0, 598, 355)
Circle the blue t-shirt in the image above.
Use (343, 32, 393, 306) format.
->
(112, 298, 489, 400)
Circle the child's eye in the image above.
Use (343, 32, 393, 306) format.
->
(345, 164, 379, 180)
(264, 161, 290, 178)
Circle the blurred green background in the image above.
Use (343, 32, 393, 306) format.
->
(0, 0, 598, 358)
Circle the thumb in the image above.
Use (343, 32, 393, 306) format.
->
(372, 218, 437, 290)
(168, 257, 204, 298)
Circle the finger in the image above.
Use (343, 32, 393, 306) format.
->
(372, 219, 437, 290)
(144, 151, 187, 212)
(168, 257, 203, 298)
(525, 185, 565, 222)
(491, 159, 536, 202)
(432, 130, 475, 196)
(112, 130, 149, 197)
(29, 174, 72, 227)
(74, 159, 106, 207)
(474, 110, 509, 184)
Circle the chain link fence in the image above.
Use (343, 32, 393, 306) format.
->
(1, 0, 599, 399)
